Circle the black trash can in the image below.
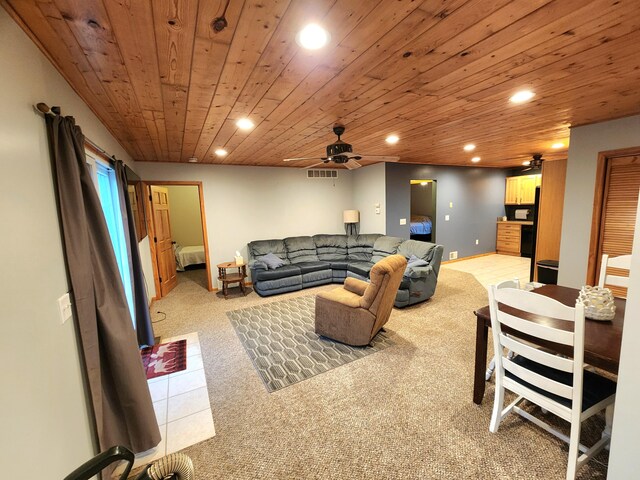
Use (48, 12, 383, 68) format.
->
(537, 259, 559, 285)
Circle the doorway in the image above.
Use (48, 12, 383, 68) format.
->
(410, 179, 437, 242)
(144, 181, 212, 299)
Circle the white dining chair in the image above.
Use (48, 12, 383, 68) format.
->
(485, 278, 520, 381)
(488, 285, 616, 480)
(598, 253, 631, 289)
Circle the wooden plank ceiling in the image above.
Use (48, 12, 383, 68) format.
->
(4, 0, 640, 168)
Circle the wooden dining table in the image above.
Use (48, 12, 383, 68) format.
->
(472, 284, 625, 405)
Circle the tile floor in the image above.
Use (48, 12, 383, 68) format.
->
(114, 332, 215, 475)
(441, 253, 532, 288)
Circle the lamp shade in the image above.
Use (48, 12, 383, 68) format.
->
(343, 209, 360, 223)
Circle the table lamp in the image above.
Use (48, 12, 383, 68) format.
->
(343, 209, 360, 235)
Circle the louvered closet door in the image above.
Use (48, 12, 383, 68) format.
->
(597, 155, 640, 298)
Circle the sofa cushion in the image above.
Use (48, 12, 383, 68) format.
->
(347, 261, 374, 278)
(397, 239, 437, 262)
(313, 234, 348, 261)
(371, 236, 404, 263)
(262, 252, 285, 270)
(284, 236, 319, 263)
(248, 239, 289, 264)
(296, 261, 331, 274)
(347, 234, 382, 261)
(253, 264, 301, 281)
(404, 254, 429, 274)
(330, 260, 349, 270)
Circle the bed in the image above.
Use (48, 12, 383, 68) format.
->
(174, 244, 206, 271)
(410, 215, 433, 242)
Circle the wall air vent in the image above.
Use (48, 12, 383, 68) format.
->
(307, 169, 338, 179)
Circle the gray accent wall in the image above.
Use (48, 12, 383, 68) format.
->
(386, 163, 506, 260)
(558, 114, 640, 287)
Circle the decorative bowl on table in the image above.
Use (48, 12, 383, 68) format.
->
(577, 286, 616, 321)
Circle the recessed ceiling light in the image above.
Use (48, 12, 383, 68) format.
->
(510, 90, 535, 103)
(236, 118, 254, 130)
(551, 142, 565, 149)
(188, 157, 198, 163)
(471, 157, 481, 163)
(296, 24, 329, 50)
(214, 148, 228, 157)
(386, 134, 399, 144)
(522, 160, 531, 166)
(463, 143, 476, 152)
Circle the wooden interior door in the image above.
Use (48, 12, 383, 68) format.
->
(594, 155, 640, 297)
(151, 185, 177, 297)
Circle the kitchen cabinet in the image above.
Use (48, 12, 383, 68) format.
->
(505, 174, 541, 205)
(496, 222, 522, 255)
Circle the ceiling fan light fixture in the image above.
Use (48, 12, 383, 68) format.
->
(463, 143, 476, 152)
(522, 160, 531, 166)
(296, 24, 329, 50)
(236, 118, 254, 130)
(386, 134, 399, 144)
(510, 90, 535, 104)
(214, 148, 228, 157)
(471, 156, 481, 163)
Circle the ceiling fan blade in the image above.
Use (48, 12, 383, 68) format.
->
(354, 155, 400, 162)
(344, 159, 362, 170)
(283, 157, 323, 162)
(304, 161, 330, 169)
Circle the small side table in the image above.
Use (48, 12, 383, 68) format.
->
(217, 261, 247, 299)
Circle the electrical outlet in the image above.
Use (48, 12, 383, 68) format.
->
(475, 239, 479, 245)
(400, 218, 407, 225)
(375, 207, 381, 214)
(449, 251, 458, 260)
(57, 293, 72, 324)
(445, 215, 450, 221)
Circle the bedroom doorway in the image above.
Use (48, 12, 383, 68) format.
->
(144, 181, 212, 299)
(410, 179, 436, 242)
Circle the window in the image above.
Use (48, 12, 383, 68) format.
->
(86, 151, 135, 325)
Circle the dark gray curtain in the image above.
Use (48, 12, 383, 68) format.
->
(114, 161, 155, 347)
(45, 115, 160, 455)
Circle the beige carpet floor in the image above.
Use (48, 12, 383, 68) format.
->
(146, 268, 609, 479)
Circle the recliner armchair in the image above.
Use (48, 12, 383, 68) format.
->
(314, 254, 407, 346)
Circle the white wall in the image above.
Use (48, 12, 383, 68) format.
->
(352, 163, 386, 234)
(0, 8, 141, 477)
(608, 197, 640, 478)
(136, 163, 354, 284)
(558, 115, 640, 287)
(165, 185, 204, 246)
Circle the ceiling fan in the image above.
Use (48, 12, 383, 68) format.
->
(283, 124, 400, 170)
(522, 153, 544, 172)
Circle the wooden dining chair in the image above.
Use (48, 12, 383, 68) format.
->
(487, 286, 617, 480)
(598, 253, 631, 289)
(485, 278, 520, 381)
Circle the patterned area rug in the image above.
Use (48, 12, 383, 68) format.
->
(140, 339, 187, 379)
(227, 295, 393, 392)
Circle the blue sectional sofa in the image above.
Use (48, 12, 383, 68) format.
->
(248, 234, 443, 308)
